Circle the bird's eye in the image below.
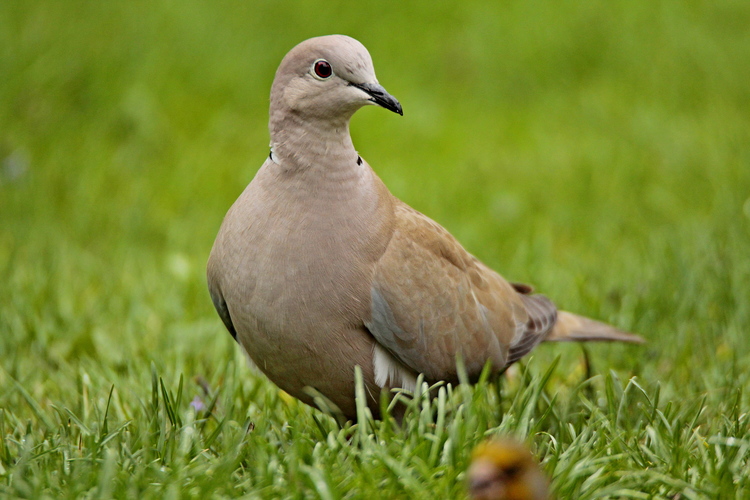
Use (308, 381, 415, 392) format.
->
(312, 59, 333, 80)
(502, 465, 521, 478)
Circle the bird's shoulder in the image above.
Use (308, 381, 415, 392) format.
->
(389, 201, 477, 273)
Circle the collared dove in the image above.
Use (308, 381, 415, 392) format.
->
(207, 35, 643, 421)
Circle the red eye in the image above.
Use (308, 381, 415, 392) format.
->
(313, 59, 332, 79)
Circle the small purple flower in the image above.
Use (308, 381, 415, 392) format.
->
(190, 395, 206, 412)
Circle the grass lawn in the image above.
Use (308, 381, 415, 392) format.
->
(2, 1, 749, 498)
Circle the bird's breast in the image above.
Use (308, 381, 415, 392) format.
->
(215, 167, 393, 349)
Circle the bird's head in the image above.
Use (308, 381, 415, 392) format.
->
(270, 35, 402, 130)
(468, 439, 550, 500)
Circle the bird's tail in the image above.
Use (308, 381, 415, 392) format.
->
(545, 311, 645, 343)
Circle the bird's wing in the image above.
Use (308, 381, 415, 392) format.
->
(366, 202, 557, 381)
(207, 250, 238, 342)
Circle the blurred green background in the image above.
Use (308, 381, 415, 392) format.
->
(1, 0, 749, 497)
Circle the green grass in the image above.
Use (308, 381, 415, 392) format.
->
(2, 0, 749, 498)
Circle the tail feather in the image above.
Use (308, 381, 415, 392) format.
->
(545, 311, 645, 344)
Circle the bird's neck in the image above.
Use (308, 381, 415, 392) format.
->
(269, 112, 360, 177)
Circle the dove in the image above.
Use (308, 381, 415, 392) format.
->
(207, 35, 643, 421)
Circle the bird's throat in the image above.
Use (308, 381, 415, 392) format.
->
(270, 114, 362, 180)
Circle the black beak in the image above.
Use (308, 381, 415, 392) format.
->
(350, 82, 403, 116)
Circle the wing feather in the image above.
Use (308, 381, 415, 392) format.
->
(366, 203, 537, 381)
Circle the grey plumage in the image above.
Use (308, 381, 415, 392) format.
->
(207, 35, 643, 421)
